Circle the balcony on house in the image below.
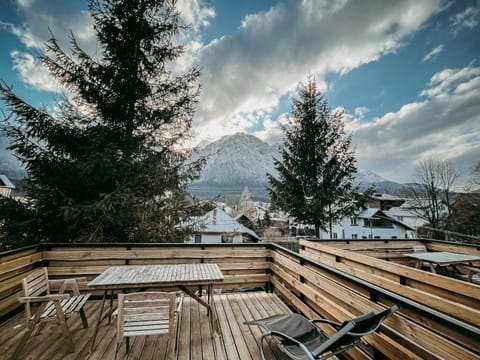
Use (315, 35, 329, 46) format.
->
(0, 240, 479, 359)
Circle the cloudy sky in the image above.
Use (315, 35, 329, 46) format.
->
(0, 0, 479, 184)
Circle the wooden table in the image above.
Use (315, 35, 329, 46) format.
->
(88, 263, 224, 350)
(406, 251, 480, 274)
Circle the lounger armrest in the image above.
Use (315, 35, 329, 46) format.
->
(311, 319, 342, 328)
(19, 293, 70, 303)
(312, 320, 356, 357)
(262, 331, 316, 360)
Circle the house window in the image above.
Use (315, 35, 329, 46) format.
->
(333, 233, 338, 239)
(194, 235, 202, 244)
(391, 236, 397, 239)
(350, 217, 358, 226)
(352, 234, 357, 239)
(374, 236, 380, 239)
(362, 236, 367, 239)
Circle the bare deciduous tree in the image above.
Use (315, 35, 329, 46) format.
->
(402, 158, 460, 229)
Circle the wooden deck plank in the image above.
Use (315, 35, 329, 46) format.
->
(215, 293, 241, 360)
(220, 295, 253, 360)
(176, 296, 191, 360)
(190, 296, 203, 360)
(242, 292, 290, 360)
(198, 299, 215, 360)
(1, 292, 287, 360)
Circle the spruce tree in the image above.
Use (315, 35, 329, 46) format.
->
(268, 77, 368, 238)
(0, 0, 202, 246)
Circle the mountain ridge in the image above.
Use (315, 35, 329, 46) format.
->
(188, 132, 405, 201)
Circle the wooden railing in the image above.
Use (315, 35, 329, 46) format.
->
(300, 238, 480, 266)
(0, 243, 271, 320)
(1, 241, 479, 359)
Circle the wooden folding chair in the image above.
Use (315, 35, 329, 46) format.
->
(11, 268, 90, 359)
(115, 291, 183, 359)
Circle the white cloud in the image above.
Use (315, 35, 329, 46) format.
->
(5, 0, 95, 52)
(347, 66, 480, 183)
(176, 0, 215, 31)
(193, 0, 445, 144)
(419, 66, 480, 98)
(422, 44, 444, 62)
(450, 6, 480, 34)
(253, 113, 289, 145)
(10, 50, 61, 92)
(354, 107, 370, 118)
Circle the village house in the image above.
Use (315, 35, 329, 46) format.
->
(184, 207, 260, 244)
(320, 208, 415, 240)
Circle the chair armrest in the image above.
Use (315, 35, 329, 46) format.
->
(311, 319, 342, 328)
(19, 293, 70, 303)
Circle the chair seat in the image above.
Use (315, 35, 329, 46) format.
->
(124, 318, 171, 337)
(35, 294, 90, 320)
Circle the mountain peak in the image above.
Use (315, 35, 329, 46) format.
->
(189, 134, 398, 201)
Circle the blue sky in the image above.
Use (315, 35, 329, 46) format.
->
(0, 0, 479, 183)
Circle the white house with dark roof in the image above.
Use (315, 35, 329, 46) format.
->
(319, 207, 415, 240)
(0, 175, 15, 197)
(385, 206, 429, 230)
(183, 207, 260, 244)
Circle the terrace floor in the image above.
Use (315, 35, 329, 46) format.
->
(0, 292, 292, 360)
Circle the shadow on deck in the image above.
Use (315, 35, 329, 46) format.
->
(0, 292, 291, 360)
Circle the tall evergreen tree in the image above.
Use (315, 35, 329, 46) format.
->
(0, 0, 202, 246)
(268, 77, 368, 238)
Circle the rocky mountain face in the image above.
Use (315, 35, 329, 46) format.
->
(188, 133, 405, 201)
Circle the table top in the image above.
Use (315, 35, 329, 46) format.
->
(88, 263, 224, 289)
(406, 251, 480, 265)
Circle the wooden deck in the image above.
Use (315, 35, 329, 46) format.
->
(0, 292, 292, 360)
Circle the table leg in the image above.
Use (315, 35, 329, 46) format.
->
(91, 289, 107, 351)
(178, 284, 220, 333)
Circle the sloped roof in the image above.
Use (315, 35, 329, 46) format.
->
(0, 175, 15, 189)
(357, 208, 414, 231)
(357, 208, 380, 219)
(186, 207, 260, 240)
(386, 207, 417, 218)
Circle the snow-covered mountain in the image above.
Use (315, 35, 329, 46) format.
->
(189, 132, 401, 200)
(190, 133, 278, 185)
(356, 169, 388, 184)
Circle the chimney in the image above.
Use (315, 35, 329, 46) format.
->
(213, 208, 217, 225)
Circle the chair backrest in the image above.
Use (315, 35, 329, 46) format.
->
(413, 245, 427, 253)
(117, 291, 176, 343)
(313, 305, 398, 357)
(23, 268, 50, 297)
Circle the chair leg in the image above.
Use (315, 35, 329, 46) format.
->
(114, 343, 121, 360)
(11, 302, 47, 360)
(33, 322, 45, 336)
(54, 301, 74, 352)
(79, 308, 88, 328)
(126, 337, 130, 354)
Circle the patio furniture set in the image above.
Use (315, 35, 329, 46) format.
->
(11, 262, 398, 360)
